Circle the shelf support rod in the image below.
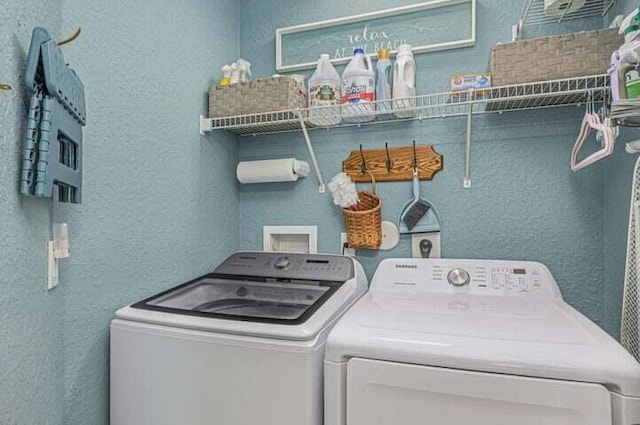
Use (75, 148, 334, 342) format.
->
(298, 112, 326, 193)
(464, 101, 473, 189)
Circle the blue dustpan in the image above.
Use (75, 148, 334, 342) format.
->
(398, 171, 441, 234)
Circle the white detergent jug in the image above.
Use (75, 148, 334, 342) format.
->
(342, 48, 375, 123)
(393, 44, 416, 118)
(309, 54, 342, 126)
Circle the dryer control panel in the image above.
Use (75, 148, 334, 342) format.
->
(371, 259, 560, 299)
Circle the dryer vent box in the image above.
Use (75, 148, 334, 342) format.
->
(263, 226, 317, 254)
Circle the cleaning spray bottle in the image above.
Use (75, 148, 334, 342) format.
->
(309, 54, 342, 126)
(392, 44, 416, 118)
(237, 58, 252, 82)
(229, 63, 240, 84)
(219, 65, 232, 86)
(375, 48, 393, 119)
(342, 48, 375, 123)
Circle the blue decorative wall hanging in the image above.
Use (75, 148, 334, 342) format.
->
(21, 27, 85, 203)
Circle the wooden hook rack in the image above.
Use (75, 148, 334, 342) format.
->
(343, 144, 443, 183)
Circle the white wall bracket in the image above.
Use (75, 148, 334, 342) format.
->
(199, 115, 212, 135)
(512, 19, 523, 42)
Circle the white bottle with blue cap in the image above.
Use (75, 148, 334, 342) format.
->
(393, 44, 416, 118)
(342, 48, 375, 123)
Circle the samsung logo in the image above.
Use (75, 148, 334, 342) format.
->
(395, 264, 417, 269)
(394, 282, 417, 286)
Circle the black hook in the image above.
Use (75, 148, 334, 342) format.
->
(412, 140, 418, 170)
(359, 144, 367, 174)
(385, 142, 392, 172)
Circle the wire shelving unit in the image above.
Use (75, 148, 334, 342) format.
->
(200, 75, 608, 136)
(199, 74, 609, 191)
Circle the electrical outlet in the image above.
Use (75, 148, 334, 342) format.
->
(340, 233, 356, 256)
(412, 232, 441, 258)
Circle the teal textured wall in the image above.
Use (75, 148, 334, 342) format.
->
(0, 2, 64, 424)
(1, 1, 240, 424)
(0, 1, 634, 424)
(237, 0, 613, 333)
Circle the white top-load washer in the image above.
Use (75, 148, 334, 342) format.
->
(110, 252, 367, 425)
(324, 259, 640, 425)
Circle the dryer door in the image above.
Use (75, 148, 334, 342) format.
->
(347, 358, 612, 425)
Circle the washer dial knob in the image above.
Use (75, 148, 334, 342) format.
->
(448, 268, 470, 287)
(274, 256, 291, 270)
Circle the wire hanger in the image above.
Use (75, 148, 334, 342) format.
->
(571, 91, 614, 171)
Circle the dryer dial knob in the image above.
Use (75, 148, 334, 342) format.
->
(448, 268, 470, 287)
(274, 256, 291, 270)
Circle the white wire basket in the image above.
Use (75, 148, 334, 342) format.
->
(521, 0, 616, 25)
(622, 156, 640, 362)
(514, 0, 617, 40)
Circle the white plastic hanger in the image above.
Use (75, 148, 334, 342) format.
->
(571, 93, 615, 171)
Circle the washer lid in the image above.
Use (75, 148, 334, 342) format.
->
(325, 259, 640, 397)
(132, 275, 336, 325)
(116, 252, 366, 341)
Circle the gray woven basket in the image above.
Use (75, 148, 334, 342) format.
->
(208, 76, 307, 118)
(490, 28, 623, 86)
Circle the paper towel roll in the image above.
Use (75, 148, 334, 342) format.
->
(236, 158, 310, 184)
(544, 0, 586, 17)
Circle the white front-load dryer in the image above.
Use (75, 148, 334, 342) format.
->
(110, 252, 367, 425)
(324, 258, 640, 425)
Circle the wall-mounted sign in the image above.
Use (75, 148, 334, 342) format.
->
(276, 0, 476, 72)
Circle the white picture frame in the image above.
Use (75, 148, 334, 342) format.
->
(276, 0, 476, 72)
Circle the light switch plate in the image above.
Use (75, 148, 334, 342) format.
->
(47, 241, 58, 290)
(411, 232, 441, 258)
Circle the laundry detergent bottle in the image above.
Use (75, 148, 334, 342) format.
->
(309, 54, 342, 126)
(393, 44, 416, 118)
(342, 48, 375, 123)
(375, 48, 393, 119)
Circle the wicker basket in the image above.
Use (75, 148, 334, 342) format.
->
(342, 191, 382, 250)
(490, 28, 623, 86)
(208, 76, 307, 118)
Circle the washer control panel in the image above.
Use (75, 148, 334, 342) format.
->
(215, 252, 355, 282)
(372, 259, 557, 298)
